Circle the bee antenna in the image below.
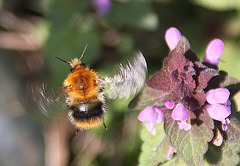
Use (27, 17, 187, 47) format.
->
(79, 43, 88, 60)
(55, 56, 70, 64)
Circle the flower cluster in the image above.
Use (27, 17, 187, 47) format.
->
(138, 27, 231, 135)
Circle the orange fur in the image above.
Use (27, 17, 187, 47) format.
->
(63, 65, 100, 102)
(75, 117, 103, 129)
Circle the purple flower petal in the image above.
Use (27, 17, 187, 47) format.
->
(164, 27, 182, 51)
(92, 0, 111, 16)
(165, 101, 175, 109)
(204, 39, 224, 65)
(139, 107, 165, 135)
(145, 123, 156, 135)
(226, 99, 231, 109)
(222, 118, 230, 131)
(205, 104, 231, 121)
(138, 107, 157, 122)
(177, 121, 191, 131)
(154, 108, 164, 124)
(166, 146, 177, 160)
(206, 88, 230, 104)
(172, 103, 190, 121)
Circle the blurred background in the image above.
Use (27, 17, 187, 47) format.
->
(0, 0, 240, 166)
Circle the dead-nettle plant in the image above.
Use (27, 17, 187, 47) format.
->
(129, 27, 240, 166)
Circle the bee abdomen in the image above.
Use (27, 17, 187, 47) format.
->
(71, 102, 104, 120)
(68, 100, 105, 130)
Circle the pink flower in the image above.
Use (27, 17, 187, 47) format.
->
(203, 39, 224, 66)
(205, 88, 231, 131)
(222, 118, 230, 131)
(172, 103, 191, 131)
(164, 27, 182, 51)
(92, 0, 111, 16)
(206, 88, 230, 105)
(165, 101, 175, 109)
(177, 121, 191, 131)
(172, 103, 190, 121)
(138, 107, 165, 135)
(166, 146, 177, 160)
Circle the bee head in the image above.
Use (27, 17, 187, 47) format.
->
(70, 58, 82, 68)
(55, 44, 88, 71)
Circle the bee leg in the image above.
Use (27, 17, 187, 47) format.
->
(75, 128, 80, 135)
(103, 120, 108, 130)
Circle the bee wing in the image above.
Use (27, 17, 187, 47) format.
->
(104, 52, 147, 99)
(25, 83, 65, 117)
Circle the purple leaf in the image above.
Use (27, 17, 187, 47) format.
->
(196, 68, 219, 91)
(128, 84, 169, 110)
(146, 68, 177, 92)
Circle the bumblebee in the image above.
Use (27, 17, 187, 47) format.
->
(55, 45, 147, 130)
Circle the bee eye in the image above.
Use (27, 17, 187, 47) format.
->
(70, 68, 75, 72)
(81, 63, 86, 67)
(68, 85, 72, 89)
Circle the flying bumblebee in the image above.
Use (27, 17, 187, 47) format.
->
(54, 45, 147, 130)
